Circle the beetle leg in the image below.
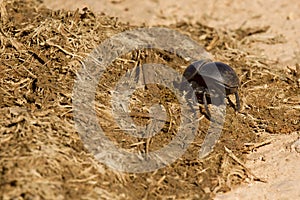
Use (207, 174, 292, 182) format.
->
(203, 90, 211, 119)
(235, 92, 240, 111)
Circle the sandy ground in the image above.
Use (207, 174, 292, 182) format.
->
(42, 0, 300, 199)
(215, 133, 300, 200)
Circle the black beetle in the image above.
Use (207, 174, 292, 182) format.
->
(183, 60, 240, 118)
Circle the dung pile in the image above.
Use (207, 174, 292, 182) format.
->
(0, 0, 299, 199)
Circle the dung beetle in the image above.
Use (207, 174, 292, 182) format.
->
(183, 60, 240, 118)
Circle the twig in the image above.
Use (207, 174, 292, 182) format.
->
(224, 146, 267, 183)
(46, 40, 83, 59)
(244, 140, 272, 151)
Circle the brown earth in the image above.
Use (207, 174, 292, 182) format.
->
(0, 0, 299, 200)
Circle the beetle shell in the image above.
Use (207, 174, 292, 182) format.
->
(183, 60, 240, 95)
(183, 60, 241, 118)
